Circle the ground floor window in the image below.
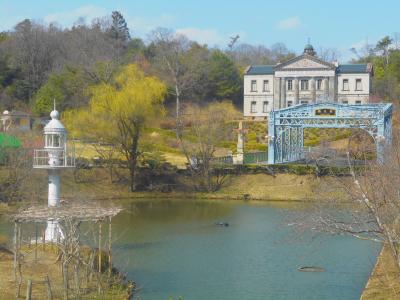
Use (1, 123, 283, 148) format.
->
(355, 100, 362, 105)
(300, 100, 308, 104)
(287, 100, 293, 107)
(342, 100, 348, 104)
(251, 101, 257, 113)
(263, 101, 268, 113)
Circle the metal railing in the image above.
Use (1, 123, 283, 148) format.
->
(33, 149, 75, 168)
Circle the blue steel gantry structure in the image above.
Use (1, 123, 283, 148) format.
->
(267, 102, 393, 164)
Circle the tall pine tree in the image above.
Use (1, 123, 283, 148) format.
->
(109, 11, 130, 45)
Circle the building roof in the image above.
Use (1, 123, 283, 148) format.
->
(44, 109, 66, 133)
(245, 62, 372, 75)
(246, 65, 275, 75)
(336, 64, 371, 74)
(2, 110, 31, 117)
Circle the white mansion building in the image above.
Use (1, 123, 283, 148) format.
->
(243, 44, 373, 119)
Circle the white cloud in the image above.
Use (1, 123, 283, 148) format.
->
(175, 27, 225, 46)
(128, 14, 175, 36)
(276, 17, 302, 30)
(44, 5, 107, 25)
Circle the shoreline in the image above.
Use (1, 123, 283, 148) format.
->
(360, 245, 400, 299)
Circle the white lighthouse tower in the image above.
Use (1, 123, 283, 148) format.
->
(33, 103, 75, 241)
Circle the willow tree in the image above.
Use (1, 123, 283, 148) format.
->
(65, 64, 166, 191)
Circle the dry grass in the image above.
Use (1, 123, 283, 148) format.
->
(162, 152, 187, 169)
(361, 246, 400, 300)
(0, 245, 128, 299)
(215, 173, 327, 201)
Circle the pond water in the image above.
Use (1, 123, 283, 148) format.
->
(111, 200, 380, 300)
(0, 200, 381, 300)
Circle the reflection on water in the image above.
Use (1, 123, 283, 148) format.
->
(0, 199, 380, 300)
(110, 200, 381, 300)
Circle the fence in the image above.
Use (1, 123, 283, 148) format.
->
(211, 155, 234, 165)
(211, 151, 268, 165)
(243, 152, 268, 164)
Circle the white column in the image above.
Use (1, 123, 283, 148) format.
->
(46, 169, 63, 242)
(48, 169, 60, 207)
(310, 78, 316, 103)
(235, 121, 244, 165)
(280, 78, 286, 108)
(323, 77, 329, 101)
(294, 78, 299, 104)
(273, 77, 281, 110)
(329, 76, 336, 101)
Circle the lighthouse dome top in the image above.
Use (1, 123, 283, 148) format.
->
(44, 108, 66, 133)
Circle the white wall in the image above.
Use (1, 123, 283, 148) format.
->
(243, 72, 372, 117)
(243, 74, 274, 117)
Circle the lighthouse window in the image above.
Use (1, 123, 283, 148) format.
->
(53, 135, 60, 147)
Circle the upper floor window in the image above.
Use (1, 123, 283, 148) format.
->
(251, 101, 257, 113)
(287, 79, 293, 91)
(263, 80, 269, 92)
(251, 80, 257, 92)
(300, 80, 309, 91)
(316, 79, 323, 90)
(263, 101, 268, 113)
(342, 79, 349, 91)
(355, 79, 362, 91)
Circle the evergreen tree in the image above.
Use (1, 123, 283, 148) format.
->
(109, 11, 130, 45)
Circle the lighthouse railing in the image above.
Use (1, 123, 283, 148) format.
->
(33, 149, 75, 168)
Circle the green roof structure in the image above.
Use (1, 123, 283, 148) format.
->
(246, 65, 275, 75)
(336, 64, 369, 74)
(0, 133, 21, 148)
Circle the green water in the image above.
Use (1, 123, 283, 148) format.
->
(110, 200, 380, 300)
(0, 200, 381, 300)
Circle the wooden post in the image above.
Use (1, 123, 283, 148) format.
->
(108, 217, 112, 277)
(13, 221, 17, 281)
(63, 261, 68, 300)
(98, 222, 102, 274)
(35, 223, 38, 262)
(42, 230, 45, 250)
(25, 279, 32, 300)
(18, 223, 21, 250)
(16, 223, 22, 298)
(45, 275, 53, 300)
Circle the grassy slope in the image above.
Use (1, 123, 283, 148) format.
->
(361, 246, 400, 300)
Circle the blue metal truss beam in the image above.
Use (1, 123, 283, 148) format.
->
(268, 102, 393, 164)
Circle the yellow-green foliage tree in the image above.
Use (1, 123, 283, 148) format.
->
(64, 64, 166, 191)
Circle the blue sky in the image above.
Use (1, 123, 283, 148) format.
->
(1, 0, 399, 62)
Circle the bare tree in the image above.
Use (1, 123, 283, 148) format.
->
(148, 28, 189, 121)
(0, 147, 32, 202)
(4, 19, 62, 101)
(318, 47, 341, 63)
(182, 101, 240, 191)
(293, 128, 400, 276)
